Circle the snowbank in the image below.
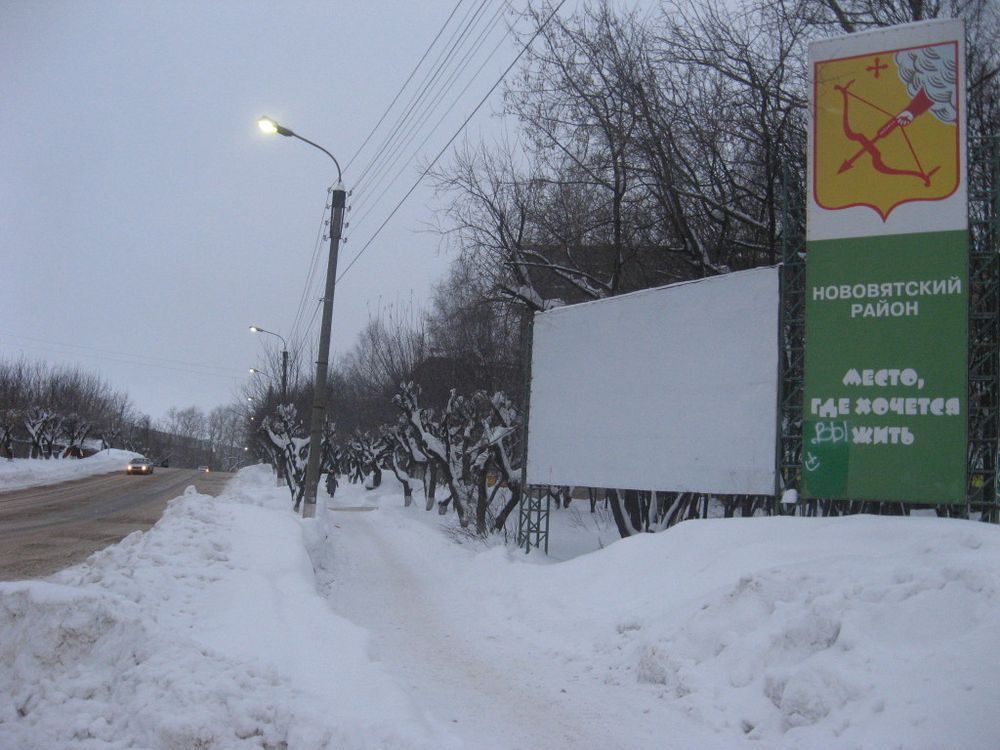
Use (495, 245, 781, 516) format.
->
(459, 512, 1000, 749)
(0, 467, 454, 749)
(0, 449, 139, 492)
(3, 463, 998, 749)
(328, 481, 1000, 749)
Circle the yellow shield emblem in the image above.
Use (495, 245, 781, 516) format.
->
(813, 41, 960, 221)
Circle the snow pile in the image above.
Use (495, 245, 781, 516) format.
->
(0, 582, 306, 749)
(0, 449, 139, 492)
(3, 464, 998, 749)
(471, 514, 1000, 749)
(328, 482, 1000, 749)
(621, 520, 996, 747)
(0, 467, 454, 750)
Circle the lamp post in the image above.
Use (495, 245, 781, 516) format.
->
(249, 325, 289, 402)
(257, 115, 346, 519)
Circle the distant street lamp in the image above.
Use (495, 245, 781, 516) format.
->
(257, 116, 346, 519)
(249, 325, 289, 402)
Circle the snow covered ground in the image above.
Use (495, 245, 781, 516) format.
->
(2, 464, 999, 749)
(0, 450, 139, 492)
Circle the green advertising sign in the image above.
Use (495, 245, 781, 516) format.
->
(804, 20, 968, 503)
(802, 232, 967, 502)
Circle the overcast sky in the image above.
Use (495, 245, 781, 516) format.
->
(2, 0, 542, 422)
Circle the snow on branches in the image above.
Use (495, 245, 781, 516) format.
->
(390, 382, 522, 535)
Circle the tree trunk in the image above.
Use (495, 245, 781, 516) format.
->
(607, 490, 633, 539)
(425, 463, 438, 511)
(475, 473, 489, 536)
(493, 481, 522, 532)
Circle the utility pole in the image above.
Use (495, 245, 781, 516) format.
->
(301, 184, 346, 517)
(256, 116, 345, 518)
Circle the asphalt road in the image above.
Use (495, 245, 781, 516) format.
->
(0, 468, 232, 581)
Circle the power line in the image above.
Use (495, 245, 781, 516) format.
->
(349, 5, 511, 234)
(348, 1, 508, 223)
(337, 0, 569, 283)
(288, 196, 331, 348)
(344, 0, 467, 174)
(0, 332, 246, 381)
(299, 298, 324, 351)
(352, 0, 493, 194)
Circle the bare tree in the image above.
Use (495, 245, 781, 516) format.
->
(60, 413, 91, 458)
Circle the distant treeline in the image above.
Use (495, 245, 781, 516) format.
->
(0, 357, 243, 469)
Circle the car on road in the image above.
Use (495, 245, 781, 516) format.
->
(197, 465, 210, 473)
(126, 457, 154, 475)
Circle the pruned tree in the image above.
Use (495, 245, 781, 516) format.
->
(24, 408, 55, 459)
(382, 421, 425, 507)
(60, 413, 91, 458)
(476, 392, 524, 533)
(322, 420, 340, 498)
(0, 411, 15, 460)
(394, 383, 475, 527)
(260, 404, 309, 510)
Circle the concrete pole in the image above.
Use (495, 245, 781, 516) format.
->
(301, 185, 346, 517)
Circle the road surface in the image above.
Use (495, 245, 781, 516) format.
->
(0, 468, 231, 580)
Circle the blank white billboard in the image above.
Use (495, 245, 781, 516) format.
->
(525, 267, 780, 495)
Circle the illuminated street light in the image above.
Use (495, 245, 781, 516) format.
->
(257, 116, 342, 182)
(249, 325, 288, 401)
(257, 115, 346, 518)
(257, 116, 292, 137)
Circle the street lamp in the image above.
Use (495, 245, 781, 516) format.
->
(249, 325, 289, 402)
(257, 115, 347, 519)
(257, 117, 343, 182)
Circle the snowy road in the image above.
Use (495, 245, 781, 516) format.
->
(322, 502, 727, 750)
(0, 468, 231, 580)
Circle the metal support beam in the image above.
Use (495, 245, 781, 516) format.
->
(778, 158, 807, 513)
(967, 135, 1000, 522)
(517, 486, 550, 554)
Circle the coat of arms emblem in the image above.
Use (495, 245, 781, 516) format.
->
(813, 41, 960, 221)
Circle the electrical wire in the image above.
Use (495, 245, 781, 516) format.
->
(299, 298, 324, 350)
(351, 0, 493, 195)
(0, 331, 246, 380)
(288, 196, 331, 348)
(344, 0, 467, 175)
(348, 1, 508, 222)
(294, 4, 487, 352)
(336, 0, 569, 283)
(349, 5, 510, 233)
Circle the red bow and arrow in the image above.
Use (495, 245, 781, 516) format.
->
(834, 80, 939, 187)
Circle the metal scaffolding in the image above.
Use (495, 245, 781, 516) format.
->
(966, 135, 1000, 522)
(517, 486, 550, 554)
(778, 160, 808, 508)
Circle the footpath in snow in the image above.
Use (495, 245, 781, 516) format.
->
(0, 450, 139, 493)
(2, 464, 999, 749)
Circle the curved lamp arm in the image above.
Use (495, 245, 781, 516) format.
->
(257, 116, 342, 183)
